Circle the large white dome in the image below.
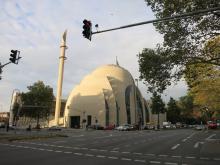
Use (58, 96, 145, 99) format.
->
(63, 64, 146, 128)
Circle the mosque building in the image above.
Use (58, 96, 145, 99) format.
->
(62, 63, 166, 128)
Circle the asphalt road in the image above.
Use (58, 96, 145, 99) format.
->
(0, 128, 220, 165)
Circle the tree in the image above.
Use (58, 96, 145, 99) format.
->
(20, 81, 54, 127)
(178, 94, 196, 124)
(150, 92, 166, 128)
(185, 63, 220, 119)
(167, 97, 181, 123)
(138, 1, 220, 93)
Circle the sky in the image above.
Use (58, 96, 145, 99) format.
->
(0, 0, 188, 112)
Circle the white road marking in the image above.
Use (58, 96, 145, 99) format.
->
(99, 149, 107, 152)
(90, 149, 97, 151)
(108, 156, 118, 159)
(171, 144, 180, 150)
(145, 153, 155, 156)
(133, 152, 142, 155)
(214, 158, 220, 161)
(55, 150, 62, 153)
(171, 156, 181, 158)
(206, 134, 216, 140)
(74, 153, 83, 156)
(45, 149, 53, 152)
(64, 151, 72, 154)
(150, 161, 161, 164)
(182, 139, 187, 142)
(85, 154, 94, 157)
(165, 163, 178, 165)
(134, 159, 146, 163)
(185, 156, 196, 159)
(122, 151, 130, 154)
(194, 142, 204, 148)
(110, 150, 119, 153)
(159, 155, 168, 157)
(53, 141, 66, 143)
(96, 155, 106, 158)
(121, 158, 131, 161)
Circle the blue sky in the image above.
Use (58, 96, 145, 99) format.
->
(0, 0, 187, 112)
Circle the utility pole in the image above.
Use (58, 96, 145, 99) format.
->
(54, 30, 67, 126)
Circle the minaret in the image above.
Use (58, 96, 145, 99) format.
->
(54, 30, 67, 126)
(116, 56, 119, 66)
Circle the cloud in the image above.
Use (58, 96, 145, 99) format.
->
(0, 0, 187, 112)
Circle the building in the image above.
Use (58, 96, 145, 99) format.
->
(63, 64, 166, 128)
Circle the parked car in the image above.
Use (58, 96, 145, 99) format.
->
(144, 124, 155, 130)
(207, 121, 217, 129)
(0, 122, 5, 128)
(88, 124, 104, 130)
(104, 124, 115, 130)
(195, 125, 205, 130)
(48, 126, 62, 131)
(116, 124, 133, 131)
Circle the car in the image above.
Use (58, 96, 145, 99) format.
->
(0, 122, 5, 128)
(144, 124, 155, 130)
(48, 126, 62, 131)
(104, 124, 115, 130)
(195, 125, 205, 130)
(116, 124, 132, 131)
(88, 124, 104, 130)
(207, 121, 217, 129)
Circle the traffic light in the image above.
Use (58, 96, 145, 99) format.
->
(82, 19, 92, 40)
(10, 50, 20, 64)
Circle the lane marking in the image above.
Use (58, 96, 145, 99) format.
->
(64, 151, 72, 154)
(108, 156, 118, 159)
(159, 155, 168, 157)
(110, 150, 119, 153)
(100, 149, 107, 152)
(206, 134, 216, 140)
(121, 158, 131, 161)
(171, 144, 180, 150)
(171, 156, 181, 158)
(150, 161, 161, 164)
(182, 139, 187, 142)
(74, 153, 83, 156)
(185, 156, 196, 159)
(165, 163, 178, 165)
(194, 142, 204, 148)
(96, 155, 106, 158)
(85, 154, 94, 157)
(122, 151, 130, 154)
(134, 159, 146, 163)
(145, 153, 155, 156)
(214, 158, 220, 161)
(133, 152, 142, 155)
(55, 150, 62, 153)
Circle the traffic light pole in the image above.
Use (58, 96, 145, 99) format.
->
(92, 7, 220, 35)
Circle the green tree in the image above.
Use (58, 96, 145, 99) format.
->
(167, 97, 181, 123)
(138, 1, 220, 93)
(20, 81, 54, 127)
(178, 95, 194, 116)
(150, 92, 166, 128)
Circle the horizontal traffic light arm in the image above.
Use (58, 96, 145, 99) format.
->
(92, 7, 220, 35)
